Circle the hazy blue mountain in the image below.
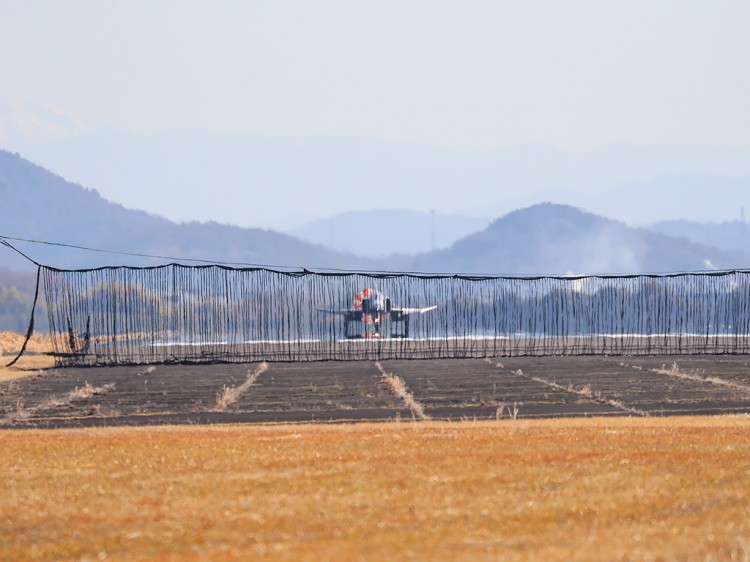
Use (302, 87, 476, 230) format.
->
(289, 210, 490, 257)
(0, 267, 37, 291)
(13, 129, 750, 231)
(0, 267, 43, 332)
(411, 203, 750, 275)
(649, 219, 750, 255)
(0, 150, 372, 273)
(3, 150, 749, 284)
(582, 173, 750, 227)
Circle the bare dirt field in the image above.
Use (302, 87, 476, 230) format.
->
(2, 350, 750, 428)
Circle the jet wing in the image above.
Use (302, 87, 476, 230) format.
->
(391, 305, 438, 315)
(314, 308, 353, 316)
(314, 308, 366, 321)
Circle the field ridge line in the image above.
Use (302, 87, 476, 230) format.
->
(648, 361, 750, 397)
(1, 382, 115, 425)
(375, 362, 431, 420)
(213, 362, 268, 411)
(486, 359, 648, 417)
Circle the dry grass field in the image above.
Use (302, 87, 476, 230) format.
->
(0, 331, 55, 381)
(3, 331, 750, 559)
(2, 417, 750, 561)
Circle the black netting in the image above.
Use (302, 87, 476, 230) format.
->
(40, 264, 750, 366)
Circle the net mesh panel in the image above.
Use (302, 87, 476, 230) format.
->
(41, 264, 750, 366)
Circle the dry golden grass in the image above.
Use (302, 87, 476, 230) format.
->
(0, 331, 55, 381)
(375, 361, 430, 420)
(2, 417, 750, 561)
(2, 382, 115, 426)
(653, 361, 750, 396)
(214, 362, 268, 411)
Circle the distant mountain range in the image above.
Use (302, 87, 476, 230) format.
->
(650, 219, 750, 255)
(411, 204, 750, 275)
(2, 149, 750, 283)
(14, 129, 750, 230)
(289, 210, 490, 257)
(0, 150, 373, 273)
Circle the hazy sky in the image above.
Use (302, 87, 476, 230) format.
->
(1, 1, 749, 227)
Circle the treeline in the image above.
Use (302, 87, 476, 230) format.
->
(0, 283, 46, 332)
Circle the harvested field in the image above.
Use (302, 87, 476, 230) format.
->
(3, 333, 750, 560)
(2, 418, 750, 561)
(0, 331, 54, 381)
(0, 332, 52, 356)
(2, 354, 750, 428)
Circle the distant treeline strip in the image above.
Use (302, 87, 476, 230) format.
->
(40, 263, 750, 366)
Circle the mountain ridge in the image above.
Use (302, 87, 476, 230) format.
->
(411, 203, 750, 275)
(289, 210, 490, 257)
(13, 130, 750, 230)
(0, 150, 372, 272)
(650, 218, 750, 255)
(2, 150, 749, 279)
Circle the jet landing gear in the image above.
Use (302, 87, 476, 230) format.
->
(389, 314, 410, 339)
(343, 314, 411, 339)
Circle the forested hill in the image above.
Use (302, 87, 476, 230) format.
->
(3, 150, 750, 280)
(0, 150, 371, 272)
(411, 203, 750, 275)
(0, 267, 42, 332)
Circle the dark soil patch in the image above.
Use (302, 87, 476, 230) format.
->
(3, 355, 750, 428)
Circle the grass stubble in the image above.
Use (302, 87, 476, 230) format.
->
(0, 332, 55, 382)
(1, 417, 750, 561)
(375, 361, 430, 420)
(213, 362, 268, 411)
(3, 337, 750, 560)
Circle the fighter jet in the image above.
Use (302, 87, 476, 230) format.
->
(317, 288, 437, 339)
